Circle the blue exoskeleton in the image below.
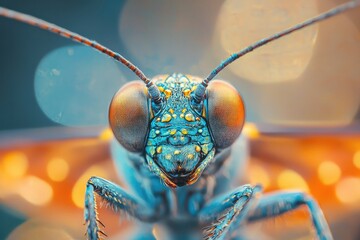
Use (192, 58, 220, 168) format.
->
(1, 2, 359, 239)
(107, 73, 328, 240)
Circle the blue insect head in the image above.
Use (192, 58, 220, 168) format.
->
(145, 74, 215, 188)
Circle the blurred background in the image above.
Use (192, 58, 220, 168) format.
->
(0, 0, 359, 239)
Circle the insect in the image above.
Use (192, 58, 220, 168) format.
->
(0, 1, 359, 240)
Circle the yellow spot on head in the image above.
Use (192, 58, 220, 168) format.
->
(202, 144, 209, 155)
(202, 106, 206, 118)
(185, 113, 195, 122)
(156, 146, 162, 154)
(195, 145, 201, 152)
(156, 117, 161, 122)
(155, 130, 160, 135)
(181, 129, 188, 135)
(191, 86, 197, 92)
(183, 89, 191, 97)
(47, 157, 69, 182)
(196, 117, 200, 121)
(169, 108, 174, 114)
(158, 86, 164, 92)
(169, 129, 177, 135)
(318, 161, 341, 185)
(277, 169, 309, 192)
(161, 114, 172, 122)
(172, 114, 177, 118)
(182, 108, 187, 113)
(174, 150, 181, 155)
(187, 154, 194, 160)
(180, 114, 184, 118)
(164, 89, 172, 98)
(165, 154, 172, 160)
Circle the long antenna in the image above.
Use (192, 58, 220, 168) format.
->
(193, 0, 360, 103)
(0, 7, 162, 104)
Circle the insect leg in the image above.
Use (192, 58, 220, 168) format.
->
(84, 176, 162, 240)
(198, 184, 262, 240)
(247, 191, 333, 240)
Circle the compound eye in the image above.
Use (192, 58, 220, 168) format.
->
(109, 81, 149, 152)
(206, 80, 245, 149)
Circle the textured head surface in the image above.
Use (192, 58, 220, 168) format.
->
(145, 74, 215, 187)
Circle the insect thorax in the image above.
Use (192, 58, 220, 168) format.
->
(145, 73, 215, 187)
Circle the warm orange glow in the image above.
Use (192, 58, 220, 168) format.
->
(0, 151, 28, 179)
(243, 122, 260, 139)
(353, 151, 360, 169)
(277, 169, 309, 192)
(71, 165, 108, 209)
(248, 164, 270, 189)
(46, 157, 69, 182)
(99, 128, 113, 141)
(317, 161, 341, 185)
(335, 177, 360, 204)
(18, 176, 53, 206)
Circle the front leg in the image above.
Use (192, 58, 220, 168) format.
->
(248, 191, 333, 240)
(84, 176, 162, 240)
(198, 184, 262, 240)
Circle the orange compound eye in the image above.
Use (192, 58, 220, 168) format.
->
(109, 81, 149, 152)
(206, 80, 245, 149)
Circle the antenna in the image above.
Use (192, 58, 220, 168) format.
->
(193, 1, 360, 103)
(0, 7, 162, 104)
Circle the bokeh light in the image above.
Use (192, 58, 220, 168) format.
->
(277, 169, 309, 192)
(335, 177, 360, 204)
(211, 0, 360, 126)
(46, 158, 69, 182)
(242, 122, 260, 139)
(0, 151, 28, 179)
(353, 151, 360, 169)
(248, 164, 270, 189)
(35, 46, 127, 126)
(18, 176, 53, 206)
(317, 161, 341, 185)
(119, 0, 220, 75)
(214, 0, 318, 83)
(99, 128, 113, 141)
